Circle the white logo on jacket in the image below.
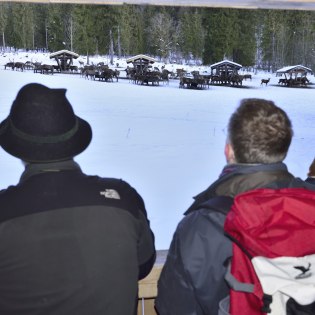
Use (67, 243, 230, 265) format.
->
(100, 189, 120, 199)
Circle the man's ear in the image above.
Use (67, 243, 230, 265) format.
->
(225, 143, 236, 164)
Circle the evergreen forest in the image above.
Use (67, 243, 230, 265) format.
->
(1, 2, 315, 71)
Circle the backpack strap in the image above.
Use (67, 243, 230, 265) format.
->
(224, 278, 272, 313)
(224, 261, 254, 293)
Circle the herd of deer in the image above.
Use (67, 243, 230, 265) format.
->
(278, 76, 309, 86)
(4, 61, 76, 74)
(261, 76, 310, 87)
(4, 61, 25, 71)
(179, 73, 210, 89)
(125, 67, 172, 85)
(4, 60, 120, 80)
(80, 64, 120, 82)
(3, 61, 312, 88)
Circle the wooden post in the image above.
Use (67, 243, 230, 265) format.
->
(137, 250, 167, 315)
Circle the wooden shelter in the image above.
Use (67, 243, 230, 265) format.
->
(276, 65, 313, 77)
(49, 50, 79, 71)
(126, 54, 156, 74)
(210, 60, 242, 76)
(210, 60, 243, 85)
(276, 65, 313, 86)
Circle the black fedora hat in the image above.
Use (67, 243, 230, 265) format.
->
(0, 83, 92, 162)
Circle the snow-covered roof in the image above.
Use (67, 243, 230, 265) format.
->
(49, 50, 79, 59)
(210, 59, 242, 69)
(126, 54, 155, 64)
(276, 65, 313, 74)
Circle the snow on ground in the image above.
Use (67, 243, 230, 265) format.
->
(0, 51, 315, 249)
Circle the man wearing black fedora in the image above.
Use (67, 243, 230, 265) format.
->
(0, 83, 156, 315)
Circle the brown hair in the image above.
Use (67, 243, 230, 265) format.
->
(228, 98, 293, 164)
(308, 159, 315, 177)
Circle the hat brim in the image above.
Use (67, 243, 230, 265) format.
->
(0, 116, 92, 162)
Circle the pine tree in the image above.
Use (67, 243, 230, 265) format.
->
(60, 4, 74, 51)
(202, 8, 238, 64)
(91, 5, 120, 56)
(119, 4, 146, 56)
(178, 8, 205, 63)
(6, 3, 35, 50)
(231, 9, 256, 66)
(72, 5, 95, 56)
(33, 4, 50, 51)
(45, 4, 65, 52)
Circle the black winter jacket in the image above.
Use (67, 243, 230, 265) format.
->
(0, 160, 156, 315)
(156, 163, 312, 315)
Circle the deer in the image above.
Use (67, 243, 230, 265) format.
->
(261, 78, 270, 86)
(278, 78, 287, 85)
(301, 76, 309, 86)
(243, 74, 252, 80)
(4, 60, 15, 70)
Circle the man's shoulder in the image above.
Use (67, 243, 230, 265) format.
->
(85, 175, 137, 193)
(0, 172, 146, 223)
(1, 172, 138, 197)
(191, 195, 234, 215)
(177, 197, 232, 238)
(85, 175, 145, 208)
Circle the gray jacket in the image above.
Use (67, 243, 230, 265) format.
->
(156, 163, 310, 315)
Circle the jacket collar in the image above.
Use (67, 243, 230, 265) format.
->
(184, 162, 293, 215)
(20, 159, 82, 183)
(218, 162, 289, 178)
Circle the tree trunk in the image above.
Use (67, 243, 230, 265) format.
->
(109, 29, 114, 65)
(2, 31, 5, 51)
(117, 25, 121, 58)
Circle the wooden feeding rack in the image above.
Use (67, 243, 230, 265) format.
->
(50, 50, 79, 72)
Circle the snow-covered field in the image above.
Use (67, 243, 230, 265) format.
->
(0, 51, 315, 249)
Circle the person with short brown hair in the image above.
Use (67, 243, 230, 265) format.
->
(156, 98, 312, 315)
(227, 98, 292, 164)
